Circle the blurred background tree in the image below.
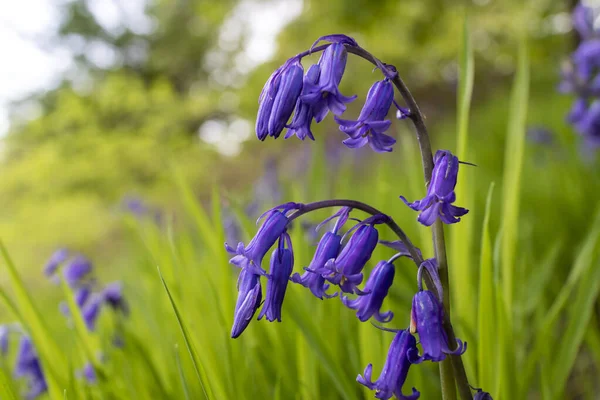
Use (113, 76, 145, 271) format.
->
(0, 0, 572, 269)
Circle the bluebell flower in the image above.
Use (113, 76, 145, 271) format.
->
(44, 248, 68, 276)
(335, 79, 396, 152)
(231, 268, 262, 338)
(473, 388, 493, 400)
(417, 258, 443, 300)
(102, 282, 129, 315)
(63, 255, 93, 287)
(341, 260, 395, 322)
(0, 325, 9, 355)
(256, 61, 304, 140)
(291, 208, 350, 299)
(574, 100, 600, 146)
(258, 233, 294, 322)
(81, 362, 97, 383)
(408, 290, 466, 363)
(357, 329, 420, 400)
(317, 214, 387, 294)
(400, 150, 468, 226)
(82, 294, 103, 331)
(572, 40, 600, 81)
(285, 64, 321, 140)
(75, 286, 92, 308)
(573, 2, 600, 40)
(14, 336, 47, 400)
(303, 43, 357, 122)
(226, 204, 299, 275)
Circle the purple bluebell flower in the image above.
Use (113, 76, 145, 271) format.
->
(400, 150, 468, 226)
(226, 204, 299, 275)
(408, 290, 466, 363)
(573, 2, 600, 40)
(473, 388, 493, 400)
(0, 325, 9, 355)
(304, 43, 356, 121)
(258, 233, 294, 322)
(317, 215, 387, 294)
(417, 258, 443, 300)
(82, 294, 103, 331)
(75, 286, 91, 308)
(357, 329, 420, 400)
(256, 61, 304, 140)
(44, 248, 68, 276)
(14, 336, 47, 400)
(81, 362, 97, 383)
(335, 79, 396, 152)
(231, 268, 262, 338)
(285, 64, 320, 140)
(102, 282, 128, 314)
(574, 100, 600, 145)
(572, 40, 600, 81)
(341, 260, 395, 322)
(63, 255, 93, 287)
(291, 208, 349, 299)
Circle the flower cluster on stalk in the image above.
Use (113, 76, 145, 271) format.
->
(225, 33, 490, 399)
(559, 1, 600, 147)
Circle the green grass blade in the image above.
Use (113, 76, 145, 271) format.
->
(157, 266, 211, 400)
(175, 344, 192, 400)
(0, 364, 18, 400)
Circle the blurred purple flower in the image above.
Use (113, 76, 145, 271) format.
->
(63, 255, 93, 287)
(573, 2, 600, 40)
(44, 248, 68, 277)
(0, 325, 9, 355)
(82, 295, 103, 331)
(102, 282, 128, 315)
(14, 336, 47, 400)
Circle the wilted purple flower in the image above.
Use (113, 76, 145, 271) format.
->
(258, 233, 294, 322)
(400, 150, 468, 226)
(44, 248, 68, 276)
(341, 260, 395, 322)
(291, 208, 349, 299)
(317, 214, 387, 294)
(231, 268, 262, 338)
(256, 61, 304, 140)
(408, 290, 466, 363)
(0, 325, 9, 355)
(226, 204, 299, 275)
(63, 255, 93, 287)
(335, 79, 396, 152)
(285, 64, 321, 140)
(304, 43, 357, 121)
(573, 2, 600, 40)
(102, 282, 128, 314)
(357, 329, 420, 400)
(82, 295, 103, 331)
(14, 336, 47, 400)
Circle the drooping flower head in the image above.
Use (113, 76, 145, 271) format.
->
(401, 150, 468, 226)
(291, 207, 350, 299)
(226, 203, 299, 276)
(258, 233, 294, 322)
(102, 282, 129, 315)
(336, 79, 397, 152)
(357, 329, 420, 400)
(341, 260, 395, 322)
(63, 255, 93, 288)
(43, 248, 69, 276)
(285, 64, 321, 141)
(14, 336, 48, 400)
(256, 60, 304, 140)
(472, 387, 493, 400)
(318, 214, 388, 294)
(82, 294, 103, 331)
(573, 2, 600, 40)
(408, 290, 466, 363)
(231, 267, 262, 338)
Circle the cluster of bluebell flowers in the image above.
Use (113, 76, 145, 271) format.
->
(227, 33, 490, 399)
(559, 1, 600, 147)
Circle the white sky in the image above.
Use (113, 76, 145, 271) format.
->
(0, 0, 303, 146)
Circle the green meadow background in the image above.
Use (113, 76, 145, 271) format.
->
(1, 0, 599, 399)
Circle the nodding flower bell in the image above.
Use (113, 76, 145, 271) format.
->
(341, 260, 395, 322)
(335, 79, 397, 152)
(258, 233, 294, 322)
(573, 2, 600, 40)
(44, 248, 68, 276)
(408, 290, 466, 363)
(400, 150, 468, 226)
(285, 64, 321, 141)
(14, 336, 48, 400)
(63, 255, 93, 287)
(304, 42, 357, 122)
(102, 282, 129, 315)
(291, 207, 350, 299)
(256, 61, 304, 140)
(357, 329, 420, 400)
(231, 268, 262, 338)
(226, 204, 299, 276)
(472, 387, 493, 400)
(318, 214, 387, 294)
(82, 294, 103, 331)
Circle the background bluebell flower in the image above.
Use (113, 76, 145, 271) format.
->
(341, 260, 395, 322)
(63, 255, 93, 287)
(401, 150, 468, 226)
(336, 79, 396, 152)
(357, 329, 420, 400)
(231, 268, 262, 338)
(409, 290, 466, 363)
(258, 233, 294, 322)
(102, 282, 129, 315)
(0, 325, 9, 355)
(43, 248, 69, 276)
(14, 336, 48, 400)
(82, 294, 103, 331)
(573, 2, 600, 40)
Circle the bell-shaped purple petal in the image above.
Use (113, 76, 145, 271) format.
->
(357, 329, 420, 400)
(43, 248, 69, 276)
(231, 268, 262, 338)
(573, 3, 600, 40)
(258, 234, 294, 322)
(286, 64, 321, 140)
(102, 282, 129, 314)
(63, 256, 93, 287)
(341, 260, 395, 322)
(473, 388, 493, 400)
(409, 290, 466, 363)
(267, 60, 304, 138)
(82, 294, 103, 331)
